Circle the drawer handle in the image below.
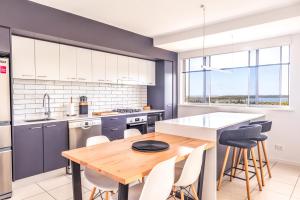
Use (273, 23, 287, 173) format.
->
(37, 75, 48, 78)
(110, 118, 119, 120)
(45, 125, 57, 128)
(111, 128, 119, 131)
(30, 127, 42, 130)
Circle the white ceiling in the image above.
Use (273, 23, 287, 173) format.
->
(30, 0, 300, 37)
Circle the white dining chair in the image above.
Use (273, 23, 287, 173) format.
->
(84, 136, 118, 200)
(127, 156, 177, 200)
(124, 128, 142, 139)
(173, 145, 206, 200)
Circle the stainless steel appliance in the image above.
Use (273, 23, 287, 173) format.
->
(0, 57, 12, 199)
(113, 108, 142, 113)
(67, 119, 102, 173)
(147, 112, 163, 133)
(126, 116, 148, 134)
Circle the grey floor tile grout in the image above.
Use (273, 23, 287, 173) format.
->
(289, 175, 300, 200)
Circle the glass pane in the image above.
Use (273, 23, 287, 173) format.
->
(257, 65, 280, 105)
(210, 51, 248, 69)
(281, 65, 289, 106)
(210, 68, 249, 104)
(282, 45, 290, 63)
(249, 67, 258, 105)
(189, 57, 203, 71)
(186, 71, 206, 103)
(259, 47, 280, 65)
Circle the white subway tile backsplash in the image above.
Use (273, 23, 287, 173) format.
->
(12, 79, 147, 120)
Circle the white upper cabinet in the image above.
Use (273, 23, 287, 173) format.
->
(35, 40, 60, 80)
(12, 36, 35, 79)
(128, 58, 139, 82)
(76, 48, 92, 82)
(91, 51, 106, 82)
(147, 61, 156, 86)
(138, 59, 148, 85)
(105, 53, 118, 84)
(60, 44, 77, 81)
(117, 55, 129, 81)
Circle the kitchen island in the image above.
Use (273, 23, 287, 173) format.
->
(155, 112, 265, 200)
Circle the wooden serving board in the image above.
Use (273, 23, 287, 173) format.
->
(92, 111, 119, 116)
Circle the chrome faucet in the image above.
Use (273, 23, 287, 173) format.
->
(43, 93, 51, 119)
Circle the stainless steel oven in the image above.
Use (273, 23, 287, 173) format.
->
(126, 116, 148, 134)
(147, 112, 163, 133)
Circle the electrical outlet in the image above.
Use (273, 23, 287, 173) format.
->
(275, 144, 284, 151)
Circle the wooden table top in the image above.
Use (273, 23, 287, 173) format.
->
(62, 132, 215, 184)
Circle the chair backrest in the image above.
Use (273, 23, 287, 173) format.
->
(124, 128, 142, 139)
(219, 124, 262, 144)
(174, 145, 206, 187)
(86, 135, 110, 147)
(249, 120, 272, 133)
(139, 156, 177, 200)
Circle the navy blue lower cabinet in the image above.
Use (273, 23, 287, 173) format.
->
(102, 116, 126, 140)
(13, 124, 44, 180)
(43, 121, 68, 172)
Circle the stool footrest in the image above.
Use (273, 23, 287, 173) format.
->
(224, 167, 256, 181)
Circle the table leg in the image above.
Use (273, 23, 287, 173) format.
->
(197, 150, 207, 200)
(118, 183, 129, 200)
(71, 161, 82, 200)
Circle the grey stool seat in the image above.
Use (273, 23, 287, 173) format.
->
(224, 140, 257, 148)
(254, 134, 268, 141)
(249, 121, 272, 133)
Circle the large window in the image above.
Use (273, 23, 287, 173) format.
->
(183, 45, 290, 106)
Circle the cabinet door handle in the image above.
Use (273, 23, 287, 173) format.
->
(45, 125, 57, 128)
(98, 79, 105, 82)
(111, 128, 119, 131)
(78, 77, 86, 80)
(22, 74, 34, 77)
(37, 75, 48, 78)
(30, 126, 42, 130)
(110, 118, 119, 120)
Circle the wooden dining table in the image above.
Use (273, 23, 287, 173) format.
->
(62, 132, 215, 200)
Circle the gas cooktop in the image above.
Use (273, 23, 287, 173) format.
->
(113, 108, 142, 113)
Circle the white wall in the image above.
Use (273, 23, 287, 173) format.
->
(178, 34, 300, 165)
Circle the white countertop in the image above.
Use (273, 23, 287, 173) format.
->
(13, 109, 165, 126)
(156, 112, 265, 130)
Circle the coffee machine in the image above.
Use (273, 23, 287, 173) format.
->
(79, 96, 88, 115)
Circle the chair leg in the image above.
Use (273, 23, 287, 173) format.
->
(180, 190, 185, 200)
(217, 146, 231, 190)
(257, 141, 265, 186)
(105, 192, 110, 200)
(233, 148, 242, 177)
(230, 147, 237, 181)
(191, 184, 199, 200)
(243, 149, 251, 200)
(250, 147, 262, 191)
(89, 187, 96, 200)
(261, 141, 272, 178)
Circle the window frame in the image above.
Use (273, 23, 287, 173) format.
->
(181, 45, 290, 108)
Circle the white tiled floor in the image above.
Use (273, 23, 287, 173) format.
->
(9, 162, 300, 200)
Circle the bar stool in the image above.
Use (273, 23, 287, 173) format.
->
(248, 121, 272, 186)
(217, 125, 263, 200)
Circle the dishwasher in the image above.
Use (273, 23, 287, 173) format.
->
(67, 118, 102, 173)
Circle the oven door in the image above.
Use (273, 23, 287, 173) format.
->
(127, 122, 148, 134)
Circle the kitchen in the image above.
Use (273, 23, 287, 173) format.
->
(1, 1, 300, 200)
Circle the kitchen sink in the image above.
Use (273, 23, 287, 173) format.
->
(24, 118, 56, 122)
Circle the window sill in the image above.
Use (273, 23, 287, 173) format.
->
(179, 103, 294, 112)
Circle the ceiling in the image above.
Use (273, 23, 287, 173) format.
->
(30, 0, 300, 37)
